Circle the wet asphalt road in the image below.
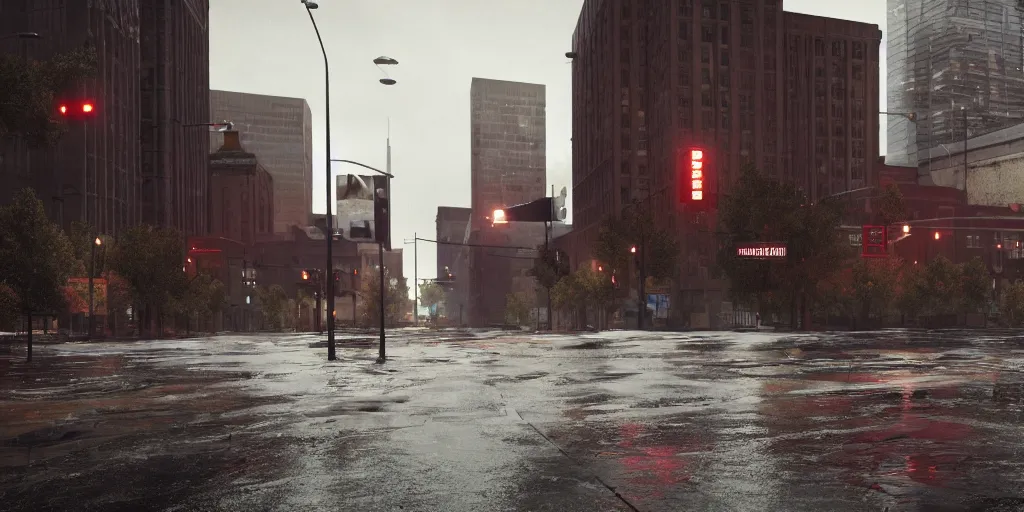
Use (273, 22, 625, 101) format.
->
(2, 329, 1024, 512)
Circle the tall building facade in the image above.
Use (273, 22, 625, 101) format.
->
(467, 78, 547, 325)
(0, 0, 142, 235)
(139, 0, 210, 237)
(571, 0, 881, 327)
(887, 0, 1024, 167)
(0, 0, 211, 237)
(210, 90, 314, 234)
(469, 78, 547, 228)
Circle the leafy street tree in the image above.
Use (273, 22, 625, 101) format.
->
(504, 292, 532, 327)
(718, 164, 848, 327)
(960, 257, 991, 315)
(0, 284, 20, 332)
(529, 245, 570, 290)
(359, 267, 409, 327)
(418, 281, 446, 322)
(894, 262, 927, 323)
(256, 285, 289, 331)
(110, 225, 186, 337)
(0, 188, 75, 360)
(178, 273, 226, 333)
(550, 266, 616, 330)
(593, 206, 678, 279)
(1000, 281, 1024, 326)
(0, 47, 98, 146)
(877, 184, 909, 226)
(105, 271, 133, 336)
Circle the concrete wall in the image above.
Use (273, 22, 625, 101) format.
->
(919, 122, 1024, 207)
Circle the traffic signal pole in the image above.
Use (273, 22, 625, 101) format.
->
(378, 243, 386, 362)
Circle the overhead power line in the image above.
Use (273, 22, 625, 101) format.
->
(414, 236, 537, 251)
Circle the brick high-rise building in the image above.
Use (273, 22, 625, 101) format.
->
(0, 0, 142, 235)
(140, 0, 210, 238)
(210, 90, 314, 234)
(570, 0, 881, 327)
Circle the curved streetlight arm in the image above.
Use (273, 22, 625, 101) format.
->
(330, 159, 394, 178)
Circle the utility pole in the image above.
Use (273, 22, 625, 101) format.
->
(378, 244, 386, 361)
(404, 233, 418, 325)
(546, 184, 553, 330)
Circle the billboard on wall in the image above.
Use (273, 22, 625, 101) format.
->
(67, 277, 107, 315)
(335, 174, 382, 241)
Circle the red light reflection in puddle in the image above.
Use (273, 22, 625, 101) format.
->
(615, 422, 695, 498)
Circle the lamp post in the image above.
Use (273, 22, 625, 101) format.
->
(87, 236, 102, 339)
(300, 0, 339, 360)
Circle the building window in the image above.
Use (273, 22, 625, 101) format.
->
(719, 2, 730, 21)
(701, 68, 712, 85)
(720, 26, 730, 45)
(966, 235, 981, 248)
(702, 25, 714, 43)
(720, 50, 730, 67)
(701, 90, 712, 107)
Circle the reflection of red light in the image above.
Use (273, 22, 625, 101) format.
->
(188, 248, 222, 254)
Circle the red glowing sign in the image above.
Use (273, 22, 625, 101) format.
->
(689, 149, 704, 201)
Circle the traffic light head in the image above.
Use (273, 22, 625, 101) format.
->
(373, 181, 391, 250)
(301, 269, 310, 280)
(551, 187, 568, 222)
(57, 100, 97, 119)
(492, 209, 508, 225)
(630, 245, 637, 254)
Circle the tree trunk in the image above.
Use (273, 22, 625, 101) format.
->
(25, 312, 32, 362)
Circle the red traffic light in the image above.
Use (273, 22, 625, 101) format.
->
(301, 270, 310, 280)
(58, 100, 97, 118)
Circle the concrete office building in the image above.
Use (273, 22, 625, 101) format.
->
(469, 78, 547, 228)
(467, 78, 547, 326)
(886, 0, 1024, 168)
(140, 0, 210, 238)
(210, 90, 313, 234)
(569, 0, 881, 327)
(0, 0, 143, 234)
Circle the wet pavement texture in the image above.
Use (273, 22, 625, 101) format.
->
(2, 329, 1024, 511)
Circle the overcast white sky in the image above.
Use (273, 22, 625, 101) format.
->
(209, 0, 887, 286)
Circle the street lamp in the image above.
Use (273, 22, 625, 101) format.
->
(87, 236, 103, 339)
(301, 0, 398, 361)
(300, 0, 341, 360)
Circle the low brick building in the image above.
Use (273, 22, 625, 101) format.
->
(208, 131, 275, 245)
